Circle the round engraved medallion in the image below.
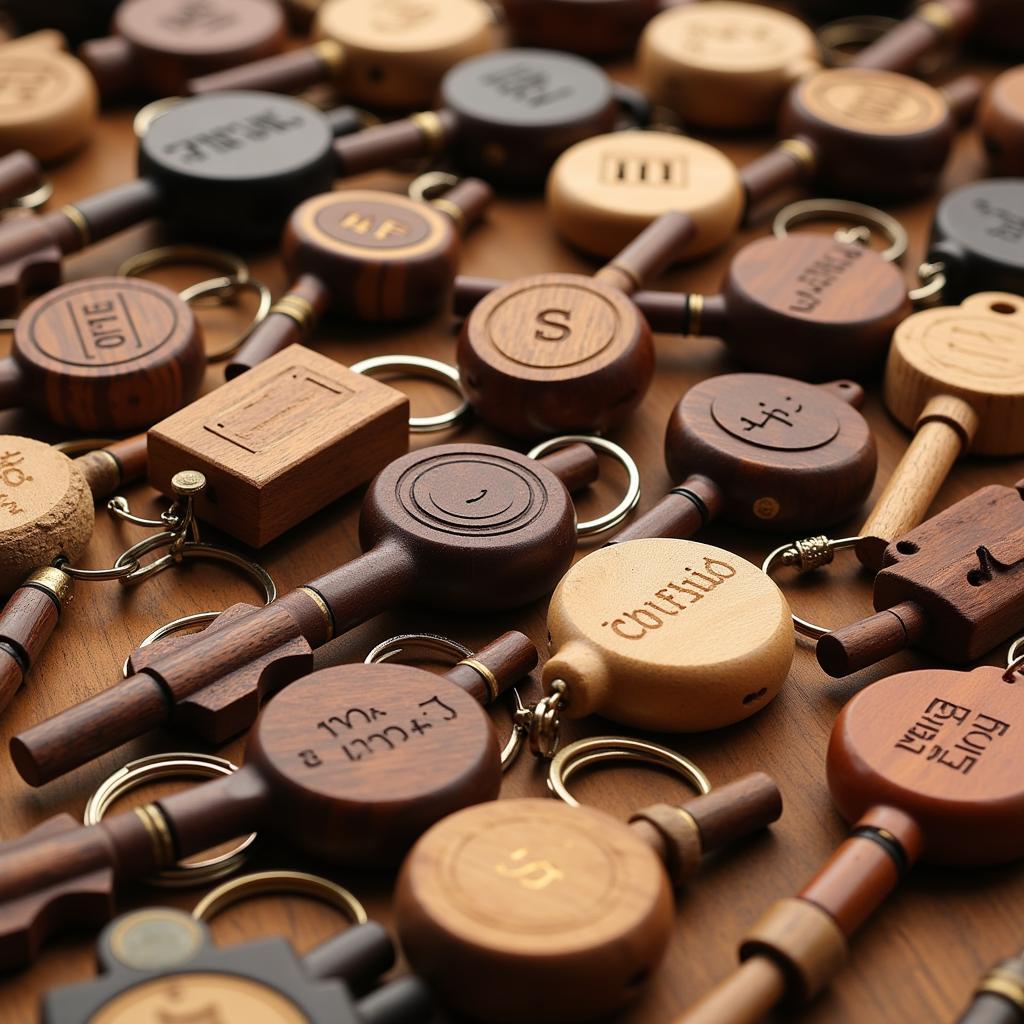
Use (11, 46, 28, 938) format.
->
(116, 0, 283, 57)
(319, 0, 492, 53)
(314, 198, 432, 250)
(711, 378, 840, 452)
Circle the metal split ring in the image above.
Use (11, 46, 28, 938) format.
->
(178, 275, 273, 360)
(909, 260, 948, 305)
(85, 753, 256, 887)
(133, 96, 186, 139)
(364, 632, 527, 770)
(762, 535, 863, 640)
(547, 736, 711, 808)
(528, 435, 641, 540)
(772, 199, 908, 264)
(4, 179, 53, 211)
(192, 870, 367, 927)
(408, 170, 461, 204)
(350, 355, 470, 433)
(1005, 637, 1024, 683)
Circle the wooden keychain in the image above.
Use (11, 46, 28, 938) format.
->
(856, 291, 1024, 569)
(955, 939, 1024, 1024)
(502, 0, 665, 56)
(980, 66, 1024, 176)
(226, 174, 493, 376)
(187, 0, 498, 108)
(41, 895, 431, 1023)
(0, 31, 98, 161)
(673, 653, 1024, 1024)
(9, 440, 623, 782)
(396, 760, 782, 1022)
(0, 632, 537, 964)
(0, 151, 43, 211)
(78, 0, 286, 98)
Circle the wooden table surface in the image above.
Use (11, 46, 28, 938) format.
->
(1, 15, 1022, 1024)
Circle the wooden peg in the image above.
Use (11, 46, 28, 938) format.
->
(502, 0, 662, 55)
(980, 66, 1024, 176)
(850, 0, 976, 72)
(858, 292, 1024, 567)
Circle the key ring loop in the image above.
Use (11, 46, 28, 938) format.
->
(119, 245, 250, 287)
(762, 535, 863, 640)
(547, 736, 711, 808)
(192, 870, 368, 927)
(350, 355, 470, 433)
(178, 275, 273, 361)
(1005, 637, 1024, 682)
(3, 179, 53, 211)
(364, 632, 527, 770)
(909, 260, 948, 305)
(527, 435, 641, 539)
(84, 753, 256, 887)
(408, 170, 461, 203)
(133, 96, 186, 139)
(772, 199, 908, 263)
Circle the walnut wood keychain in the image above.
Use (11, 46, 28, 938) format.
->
(78, 0, 286, 98)
(397, 772, 782, 1022)
(41, 904, 430, 1024)
(0, 632, 536, 964)
(674, 660, 1024, 1024)
(0, 276, 204, 431)
(502, 0, 665, 55)
(187, 0, 497, 108)
(980, 66, 1024, 176)
(857, 292, 1024, 569)
(227, 177, 493, 376)
(10, 441, 609, 782)
(956, 945, 1024, 1024)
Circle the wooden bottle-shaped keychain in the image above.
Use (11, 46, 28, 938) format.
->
(857, 292, 1024, 569)
(396, 774, 782, 1021)
(11, 441, 603, 783)
(674, 659, 1024, 1024)
(0, 632, 536, 965)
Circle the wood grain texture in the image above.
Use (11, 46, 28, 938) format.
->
(0, 584, 60, 714)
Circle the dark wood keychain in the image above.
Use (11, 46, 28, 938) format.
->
(227, 178, 492, 376)
(186, 0, 497, 108)
(956, 948, 1024, 1024)
(980, 66, 1024, 176)
(0, 632, 536, 964)
(396, 774, 782, 1022)
(78, 0, 286, 98)
(0, 276, 205, 431)
(502, 0, 665, 56)
(11, 441, 601, 782)
(674, 661, 1024, 1023)
(41, 907, 430, 1024)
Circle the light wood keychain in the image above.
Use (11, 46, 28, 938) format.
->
(674, 655, 1024, 1024)
(186, 0, 498, 107)
(396, 768, 782, 1022)
(857, 291, 1024, 569)
(0, 632, 537, 965)
(980, 65, 1024, 176)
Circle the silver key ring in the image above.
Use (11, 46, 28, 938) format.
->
(350, 354, 470, 433)
(1005, 636, 1024, 682)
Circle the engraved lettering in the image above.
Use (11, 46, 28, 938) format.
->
(603, 618, 645, 640)
(895, 698, 1009, 775)
(534, 308, 572, 342)
(298, 749, 322, 768)
(482, 63, 573, 107)
(495, 847, 565, 890)
(161, 0, 236, 32)
(740, 397, 804, 432)
(600, 153, 688, 186)
(339, 211, 411, 241)
(973, 198, 1024, 244)
(787, 245, 864, 314)
(164, 108, 305, 163)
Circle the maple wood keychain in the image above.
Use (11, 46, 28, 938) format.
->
(78, 0, 286, 98)
(674, 659, 1024, 1024)
(980, 66, 1024, 176)
(502, 0, 666, 55)
(0, 632, 538, 964)
(227, 176, 493, 376)
(187, 0, 497, 108)
(0, 31, 98, 161)
(956, 942, 1024, 1024)
(856, 292, 1024, 569)
(397, 768, 782, 1022)
(10, 440, 623, 782)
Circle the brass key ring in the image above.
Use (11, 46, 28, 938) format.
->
(350, 354, 470, 433)
(772, 198, 908, 263)
(547, 736, 711, 808)
(3, 179, 53, 211)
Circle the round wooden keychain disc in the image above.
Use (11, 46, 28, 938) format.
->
(544, 537, 794, 731)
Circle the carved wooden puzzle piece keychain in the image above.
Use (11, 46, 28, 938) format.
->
(186, 0, 497, 107)
(396, 767, 782, 1022)
(0, 632, 536, 964)
(674, 657, 1024, 1023)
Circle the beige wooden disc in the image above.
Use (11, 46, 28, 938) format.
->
(316, 0, 496, 107)
(0, 435, 92, 595)
(883, 292, 1024, 455)
(546, 131, 743, 260)
(638, 2, 819, 129)
(544, 538, 793, 731)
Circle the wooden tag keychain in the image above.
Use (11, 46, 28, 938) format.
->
(396, 761, 782, 1022)
(674, 654, 1024, 1024)
(41, 891, 431, 1023)
(187, 0, 498, 108)
(226, 174, 494, 377)
(855, 291, 1024, 570)
(980, 65, 1024, 176)
(502, 0, 665, 56)
(78, 0, 286, 99)
(0, 31, 98, 161)
(10, 439, 621, 783)
(0, 632, 538, 964)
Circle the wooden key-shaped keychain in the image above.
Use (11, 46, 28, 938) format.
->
(857, 291, 1024, 569)
(674, 657, 1024, 1024)
(0, 632, 536, 964)
(10, 440, 617, 782)
(42, 899, 431, 1024)
(502, 0, 666, 56)
(956, 942, 1024, 1024)
(227, 175, 493, 376)
(187, 0, 498, 108)
(78, 0, 286, 99)
(0, 90, 367, 309)
(396, 767, 782, 1022)
(980, 66, 1024, 176)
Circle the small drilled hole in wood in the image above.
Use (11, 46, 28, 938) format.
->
(967, 569, 987, 587)
(896, 541, 918, 555)
(990, 301, 1017, 315)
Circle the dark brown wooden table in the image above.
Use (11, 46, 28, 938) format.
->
(0, 16, 1020, 1024)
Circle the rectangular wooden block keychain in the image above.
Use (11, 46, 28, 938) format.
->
(148, 345, 409, 547)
